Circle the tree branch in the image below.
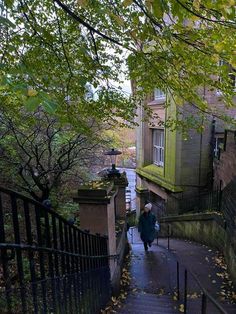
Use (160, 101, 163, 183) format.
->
(53, 0, 125, 47)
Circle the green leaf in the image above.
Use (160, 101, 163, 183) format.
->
(42, 100, 58, 114)
(153, 0, 164, 18)
(25, 96, 42, 111)
(4, 0, 14, 8)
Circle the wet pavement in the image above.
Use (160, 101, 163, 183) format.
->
(125, 228, 236, 313)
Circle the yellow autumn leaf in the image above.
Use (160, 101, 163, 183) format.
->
(214, 42, 225, 53)
(113, 14, 125, 26)
(228, 0, 235, 6)
(179, 304, 185, 312)
(27, 88, 38, 97)
(77, 0, 89, 8)
(122, 0, 133, 7)
(193, 0, 201, 10)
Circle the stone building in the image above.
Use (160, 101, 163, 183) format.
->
(135, 87, 236, 219)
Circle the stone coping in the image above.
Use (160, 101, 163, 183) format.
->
(73, 180, 119, 204)
(160, 212, 224, 225)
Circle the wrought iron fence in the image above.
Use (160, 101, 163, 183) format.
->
(220, 179, 236, 234)
(0, 187, 111, 313)
(166, 190, 220, 214)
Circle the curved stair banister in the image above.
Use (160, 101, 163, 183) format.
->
(159, 223, 229, 314)
(175, 259, 228, 314)
(0, 187, 113, 314)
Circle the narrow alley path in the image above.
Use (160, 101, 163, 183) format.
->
(115, 228, 236, 314)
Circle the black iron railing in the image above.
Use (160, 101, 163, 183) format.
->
(175, 261, 228, 314)
(166, 190, 220, 214)
(0, 187, 111, 314)
(163, 224, 228, 314)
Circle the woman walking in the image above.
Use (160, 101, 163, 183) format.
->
(138, 203, 156, 251)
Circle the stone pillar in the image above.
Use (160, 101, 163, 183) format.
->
(113, 173, 129, 219)
(135, 175, 149, 219)
(73, 180, 118, 278)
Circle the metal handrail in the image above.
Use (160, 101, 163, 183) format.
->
(0, 186, 107, 239)
(184, 265, 228, 314)
(0, 243, 120, 260)
(0, 186, 111, 313)
(162, 224, 228, 314)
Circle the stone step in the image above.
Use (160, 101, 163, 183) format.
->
(126, 293, 173, 300)
(118, 293, 178, 314)
(124, 297, 175, 308)
(125, 295, 173, 307)
(118, 305, 178, 314)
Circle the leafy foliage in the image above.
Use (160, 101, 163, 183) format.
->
(0, 0, 235, 127)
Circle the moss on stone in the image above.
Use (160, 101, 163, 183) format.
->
(136, 165, 182, 192)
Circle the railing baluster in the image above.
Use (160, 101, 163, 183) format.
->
(176, 261, 180, 300)
(44, 211, 56, 313)
(201, 293, 207, 314)
(52, 216, 59, 276)
(11, 195, 27, 312)
(0, 193, 12, 312)
(184, 269, 188, 314)
(52, 215, 62, 312)
(59, 220, 67, 313)
(96, 234, 101, 268)
(64, 223, 73, 312)
(167, 224, 170, 250)
(69, 226, 77, 311)
(72, 228, 79, 311)
(23, 200, 38, 313)
(94, 234, 99, 269)
(35, 204, 47, 313)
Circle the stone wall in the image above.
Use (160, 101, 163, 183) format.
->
(159, 213, 236, 284)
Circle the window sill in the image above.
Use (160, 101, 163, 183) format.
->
(136, 165, 183, 192)
(148, 97, 166, 105)
(153, 162, 164, 168)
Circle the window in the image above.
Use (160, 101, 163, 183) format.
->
(153, 129, 164, 166)
(229, 69, 236, 90)
(214, 136, 224, 160)
(154, 88, 165, 100)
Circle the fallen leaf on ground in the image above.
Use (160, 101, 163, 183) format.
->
(179, 304, 185, 312)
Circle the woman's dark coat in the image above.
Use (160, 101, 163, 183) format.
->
(138, 211, 156, 243)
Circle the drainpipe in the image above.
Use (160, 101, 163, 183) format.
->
(210, 119, 216, 189)
(198, 118, 203, 190)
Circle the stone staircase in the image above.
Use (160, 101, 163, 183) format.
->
(118, 292, 236, 313)
(118, 292, 178, 314)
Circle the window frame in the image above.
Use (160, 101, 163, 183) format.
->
(153, 129, 165, 167)
(154, 88, 165, 100)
